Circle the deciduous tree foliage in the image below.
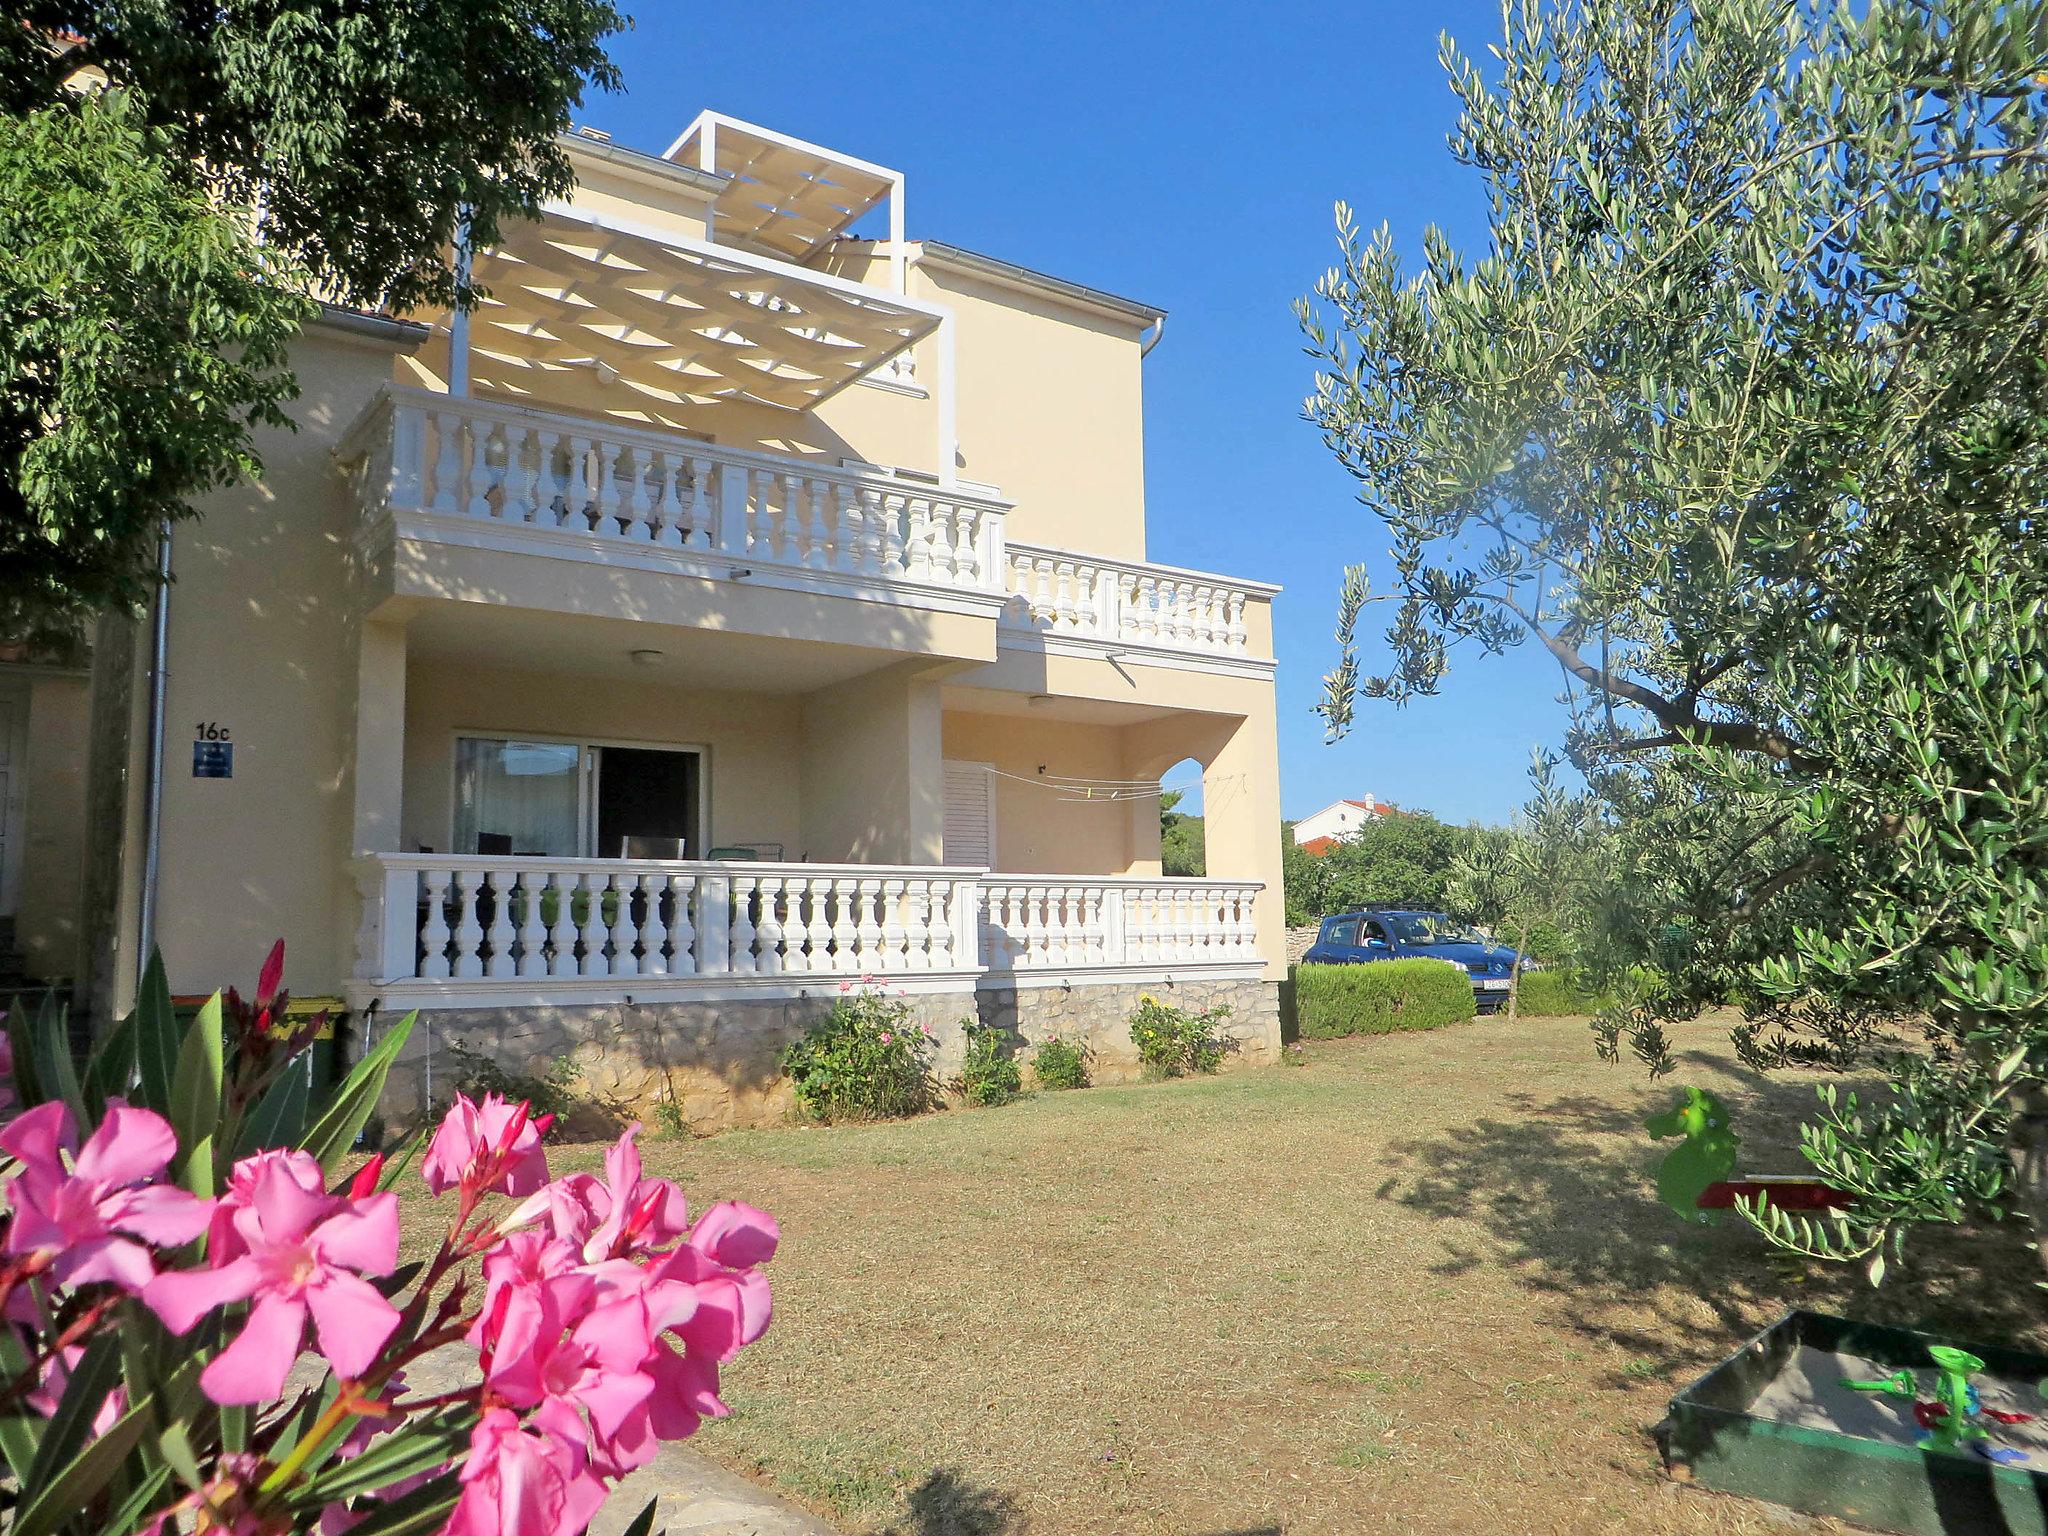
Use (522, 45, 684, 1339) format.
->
(0, 1, 627, 628)
(1299, 0, 2048, 1280)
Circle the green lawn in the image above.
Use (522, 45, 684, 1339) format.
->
(408, 1015, 2046, 1536)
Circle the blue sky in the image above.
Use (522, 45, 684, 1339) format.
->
(581, 2, 1572, 827)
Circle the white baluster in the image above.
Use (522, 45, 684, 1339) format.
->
(463, 422, 495, 518)
(803, 478, 831, 569)
(1019, 885, 1045, 967)
(544, 873, 577, 977)
(1228, 592, 1249, 653)
(729, 874, 758, 973)
(689, 456, 715, 548)
(857, 487, 884, 576)
(951, 503, 979, 587)
(1080, 886, 1106, 964)
(880, 878, 907, 970)
(755, 876, 785, 975)
(854, 879, 884, 969)
(902, 879, 931, 970)
(797, 880, 828, 971)
(608, 872, 639, 976)
(924, 879, 953, 970)
(429, 413, 463, 513)
(593, 439, 623, 532)
(419, 869, 453, 978)
(778, 474, 804, 564)
(901, 496, 930, 579)
(621, 446, 652, 540)
(637, 873, 667, 976)
(750, 468, 778, 557)
(878, 491, 906, 576)
(829, 879, 859, 970)
(485, 869, 515, 979)
(925, 504, 957, 584)
(530, 430, 561, 524)
(452, 868, 482, 978)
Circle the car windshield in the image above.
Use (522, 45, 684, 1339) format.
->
(1388, 914, 1484, 946)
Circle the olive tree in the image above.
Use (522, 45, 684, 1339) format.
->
(1298, 0, 2048, 1281)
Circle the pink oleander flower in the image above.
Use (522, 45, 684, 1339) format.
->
(423, 1093, 551, 1200)
(27, 1342, 126, 1434)
(0, 1100, 211, 1292)
(482, 1271, 656, 1464)
(446, 1407, 606, 1536)
(144, 1153, 402, 1404)
(511, 1127, 688, 1262)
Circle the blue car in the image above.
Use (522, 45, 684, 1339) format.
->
(1302, 908, 1527, 1013)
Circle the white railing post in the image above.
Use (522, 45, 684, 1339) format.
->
(715, 464, 751, 557)
(951, 877, 982, 972)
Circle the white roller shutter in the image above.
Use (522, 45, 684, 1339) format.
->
(942, 760, 996, 868)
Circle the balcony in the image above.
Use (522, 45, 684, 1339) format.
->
(352, 853, 1265, 1007)
(341, 386, 1275, 670)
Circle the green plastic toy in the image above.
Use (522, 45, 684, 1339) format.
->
(1924, 1346, 1990, 1453)
(1843, 1368, 1918, 1398)
(1644, 1086, 1739, 1224)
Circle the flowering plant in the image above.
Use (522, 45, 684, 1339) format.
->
(0, 945, 774, 1536)
(779, 985, 936, 1122)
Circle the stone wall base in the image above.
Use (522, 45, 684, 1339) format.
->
(382, 977, 1283, 1135)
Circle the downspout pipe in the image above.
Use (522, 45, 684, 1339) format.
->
(1139, 315, 1166, 358)
(136, 518, 172, 989)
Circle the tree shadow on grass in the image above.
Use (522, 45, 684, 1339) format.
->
(884, 1469, 1279, 1536)
(1374, 1044, 2048, 1385)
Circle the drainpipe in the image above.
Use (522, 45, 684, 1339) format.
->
(1139, 315, 1166, 358)
(136, 518, 172, 988)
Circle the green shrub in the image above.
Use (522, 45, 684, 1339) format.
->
(1128, 992, 1231, 1076)
(1514, 967, 1603, 1017)
(781, 990, 938, 1122)
(1293, 960, 1476, 1038)
(959, 1019, 1023, 1106)
(1032, 1034, 1091, 1090)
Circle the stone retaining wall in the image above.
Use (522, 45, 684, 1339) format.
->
(380, 975, 1283, 1133)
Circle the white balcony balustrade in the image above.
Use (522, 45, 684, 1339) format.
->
(356, 856, 982, 985)
(1001, 544, 1264, 659)
(347, 386, 1008, 595)
(979, 877, 1261, 974)
(353, 856, 1267, 996)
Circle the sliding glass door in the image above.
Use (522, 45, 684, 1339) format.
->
(453, 736, 703, 859)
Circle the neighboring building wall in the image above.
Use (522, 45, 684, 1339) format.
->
(1291, 800, 1379, 846)
(149, 318, 424, 1001)
(15, 670, 91, 981)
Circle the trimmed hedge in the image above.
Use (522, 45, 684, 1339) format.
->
(1512, 968, 1602, 1017)
(1293, 960, 1477, 1038)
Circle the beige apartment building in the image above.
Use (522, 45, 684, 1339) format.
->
(8, 114, 1286, 1126)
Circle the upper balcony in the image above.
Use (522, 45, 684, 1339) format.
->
(337, 113, 1276, 677)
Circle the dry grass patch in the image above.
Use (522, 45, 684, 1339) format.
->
(400, 1014, 2047, 1536)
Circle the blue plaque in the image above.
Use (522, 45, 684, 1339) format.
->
(192, 741, 234, 779)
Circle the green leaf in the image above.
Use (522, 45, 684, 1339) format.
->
(618, 1496, 662, 1536)
(330, 1470, 463, 1536)
(299, 1011, 417, 1174)
(5, 1000, 43, 1110)
(82, 1007, 140, 1118)
(0, 1324, 44, 1481)
(26, 990, 86, 1124)
(169, 993, 225, 1196)
(11, 1379, 160, 1536)
(24, 1332, 122, 1493)
(132, 952, 179, 1115)
(235, 1053, 310, 1156)
(297, 1409, 471, 1502)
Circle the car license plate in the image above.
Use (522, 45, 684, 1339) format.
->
(1478, 978, 1511, 991)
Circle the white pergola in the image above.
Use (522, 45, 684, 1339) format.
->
(663, 111, 908, 292)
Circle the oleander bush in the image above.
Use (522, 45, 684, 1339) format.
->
(1293, 960, 1476, 1038)
(1031, 1034, 1091, 1090)
(1127, 994, 1231, 1077)
(781, 986, 939, 1122)
(958, 1020, 1023, 1107)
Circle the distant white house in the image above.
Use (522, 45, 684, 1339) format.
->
(1291, 796, 1386, 853)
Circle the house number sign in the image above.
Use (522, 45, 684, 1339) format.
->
(192, 722, 233, 779)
